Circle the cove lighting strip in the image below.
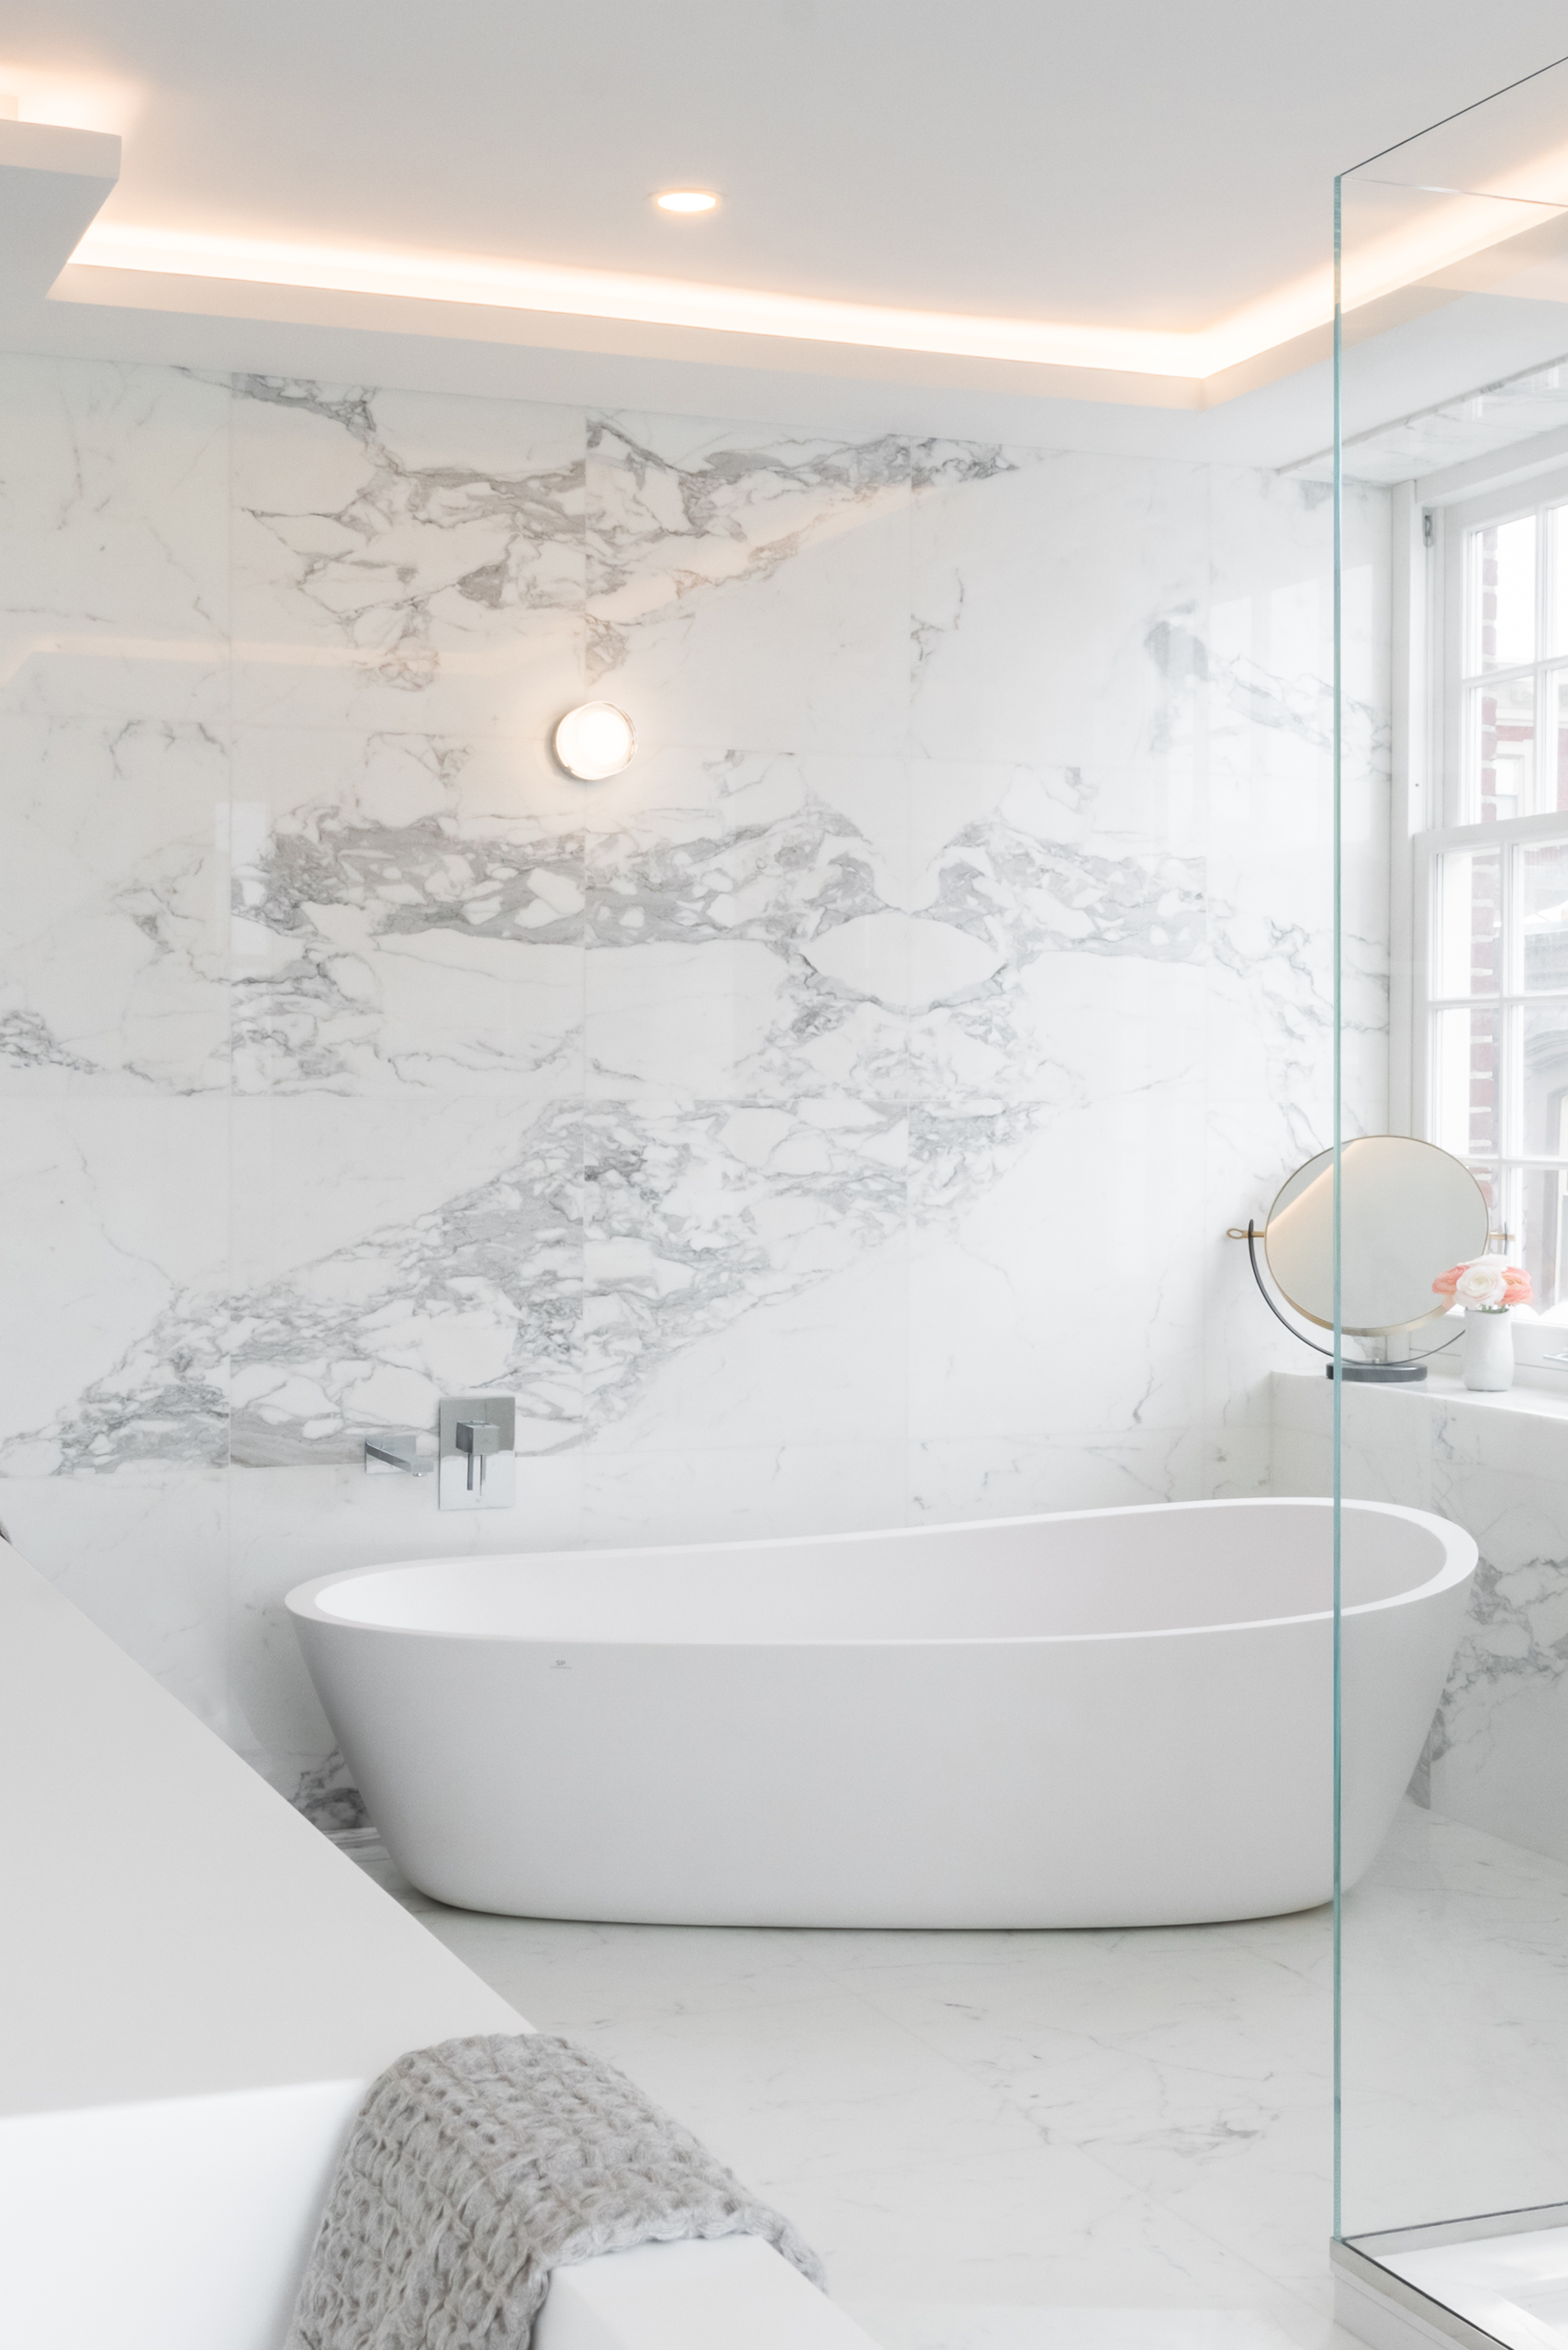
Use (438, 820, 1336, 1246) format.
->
(71, 220, 1322, 380)
(64, 178, 1568, 383)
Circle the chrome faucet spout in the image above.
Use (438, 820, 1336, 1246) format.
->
(364, 1431, 434, 1477)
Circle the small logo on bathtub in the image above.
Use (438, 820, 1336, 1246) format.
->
(553, 1658, 569, 1669)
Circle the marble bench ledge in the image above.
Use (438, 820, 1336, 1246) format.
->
(1270, 1365, 1568, 1494)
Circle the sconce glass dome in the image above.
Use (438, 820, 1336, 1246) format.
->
(554, 703, 636, 780)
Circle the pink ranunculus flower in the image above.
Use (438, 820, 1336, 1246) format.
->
(1433, 1259, 1534, 1310)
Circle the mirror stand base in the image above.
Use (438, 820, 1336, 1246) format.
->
(1323, 1361, 1428, 1383)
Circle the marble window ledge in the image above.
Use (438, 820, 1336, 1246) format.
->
(1276, 1365, 1568, 1427)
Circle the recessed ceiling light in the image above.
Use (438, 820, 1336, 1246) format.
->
(655, 189, 718, 214)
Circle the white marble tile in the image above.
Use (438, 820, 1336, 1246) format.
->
(1339, 1805, 1568, 2234)
(1206, 468, 1387, 795)
(230, 378, 585, 735)
(861, 2312, 1306, 2350)
(904, 775, 1207, 1114)
(588, 1244, 906, 1457)
(1204, 862, 1386, 1172)
(362, 1808, 1567, 2344)
(1271, 1371, 1568, 1868)
(584, 746, 909, 1103)
(578, 1438, 910, 1550)
(230, 1090, 542, 1279)
(418, 1908, 835, 2032)
(585, 941, 796, 1099)
(0, 1466, 230, 1733)
(587, 413, 913, 755)
(909, 446, 1208, 770)
(738, 2147, 1323, 2317)
(982, 1966, 1331, 2298)
(0, 355, 230, 724)
(909, 1429, 1209, 1519)
(0, 1098, 228, 1472)
(0, 716, 230, 1096)
(1200, 1417, 1276, 1500)
(554, 1988, 1056, 2188)
(230, 727, 584, 1096)
(582, 1096, 905, 1438)
(1201, 467, 1390, 1360)
(228, 1092, 583, 1466)
(909, 1077, 1208, 1449)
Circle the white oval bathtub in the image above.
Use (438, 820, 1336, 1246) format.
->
(286, 1496, 1475, 1929)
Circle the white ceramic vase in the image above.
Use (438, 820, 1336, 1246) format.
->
(1462, 1306, 1514, 1392)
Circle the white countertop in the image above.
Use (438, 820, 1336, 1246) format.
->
(0, 1536, 522, 2118)
(1421, 1363, 1568, 1421)
(1278, 1363, 1568, 1425)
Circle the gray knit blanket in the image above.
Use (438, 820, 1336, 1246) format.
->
(286, 2032, 825, 2349)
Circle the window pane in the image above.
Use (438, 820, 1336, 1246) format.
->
(1552, 670, 1568, 811)
(1470, 513, 1537, 673)
(1471, 673, 1535, 820)
(1434, 848, 1501, 996)
(1433, 1006, 1499, 1158)
(1467, 1163, 1499, 1226)
(1522, 842, 1568, 990)
(1523, 1003, 1568, 1157)
(1550, 505, 1568, 658)
(1522, 1165, 1568, 1315)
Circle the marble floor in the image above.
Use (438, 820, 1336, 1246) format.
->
(349, 1804, 1568, 2350)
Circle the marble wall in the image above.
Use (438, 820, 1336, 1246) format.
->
(1272, 1371, 1568, 1866)
(0, 352, 1390, 1810)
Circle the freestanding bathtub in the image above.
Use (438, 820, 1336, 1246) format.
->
(286, 1496, 1475, 1929)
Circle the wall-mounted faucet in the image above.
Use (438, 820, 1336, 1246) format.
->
(363, 1397, 516, 1510)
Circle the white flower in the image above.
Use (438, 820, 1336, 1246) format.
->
(1454, 1259, 1509, 1310)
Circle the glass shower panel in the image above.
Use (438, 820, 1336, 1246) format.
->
(1335, 53, 1568, 2350)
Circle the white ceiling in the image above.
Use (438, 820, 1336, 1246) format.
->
(3, 1, 1567, 330)
(5, 3, 1568, 460)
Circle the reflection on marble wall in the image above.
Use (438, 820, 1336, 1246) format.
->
(1271, 1371, 1568, 1865)
(0, 352, 1390, 1809)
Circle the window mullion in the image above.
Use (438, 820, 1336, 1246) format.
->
(1502, 843, 1518, 1178)
(1540, 508, 1553, 822)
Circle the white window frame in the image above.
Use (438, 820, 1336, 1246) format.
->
(1410, 462, 1568, 1357)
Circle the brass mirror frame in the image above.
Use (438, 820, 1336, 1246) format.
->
(1262, 1136, 1492, 1338)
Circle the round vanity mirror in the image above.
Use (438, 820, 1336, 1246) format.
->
(1263, 1136, 1490, 1336)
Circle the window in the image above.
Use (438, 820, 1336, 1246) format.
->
(1423, 475, 1568, 1316)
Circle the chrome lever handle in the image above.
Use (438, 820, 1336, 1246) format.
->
(438, 1396, 516, 1511)
(455, 1418, 502, 1493)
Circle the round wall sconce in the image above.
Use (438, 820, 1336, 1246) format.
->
(554, 703, 636, 780)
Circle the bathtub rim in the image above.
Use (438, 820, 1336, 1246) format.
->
(284, 1494, 1477, 1650)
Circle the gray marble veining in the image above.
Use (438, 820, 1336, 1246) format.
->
(232, 790, 585, 1091)
(235, 374, 585, 671)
